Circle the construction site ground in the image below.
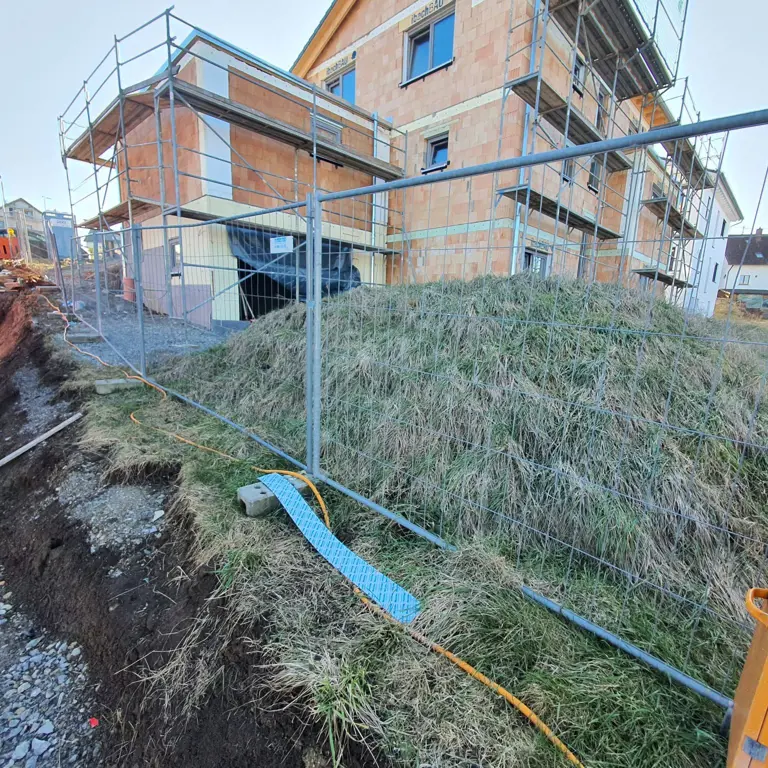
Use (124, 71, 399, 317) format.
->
(2, 261, 749, 768)
(0, 290, 356, 767)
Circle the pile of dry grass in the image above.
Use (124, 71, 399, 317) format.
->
(163, 275, 768, 624)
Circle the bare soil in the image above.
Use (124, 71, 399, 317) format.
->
(0, 293, 365, 768)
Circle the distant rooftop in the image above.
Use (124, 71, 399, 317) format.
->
(726, 230, 768, 266)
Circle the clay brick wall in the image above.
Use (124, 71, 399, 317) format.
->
(388, 226, 515, 284)
(117, 60, 201, 216)
(119, 106, 201, 211)
(302, 0, 642, 282)
(229, 126, 374, 231)
(537, 27, 636, 140)
(226, 62, 384, 230)
(228, 68, 376, 158)
(115, 52, 385, 233)
(308, 0, 518, 127)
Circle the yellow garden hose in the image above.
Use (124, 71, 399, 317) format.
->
(41, 293, 585, 767)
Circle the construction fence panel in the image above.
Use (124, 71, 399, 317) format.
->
(49, 109, 768, 709)
(313, 124, 768, 704)
(122, 202, 315, 469)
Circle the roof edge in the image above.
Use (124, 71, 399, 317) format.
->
(291, 0, 359, 78)
(160, 27, 311, 92)
(2, 198, 41, 213)
(716, 173, 744, 224)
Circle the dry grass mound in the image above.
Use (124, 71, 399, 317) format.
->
(163, 275, 768, 626)
(74, 274, 768, 768)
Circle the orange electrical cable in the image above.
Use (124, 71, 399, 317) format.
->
(41, 292, 584, 767)
(357, 591, 585, 766)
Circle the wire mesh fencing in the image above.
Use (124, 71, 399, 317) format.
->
(308, 122, 768, 702)
(50, 111, 768, 708)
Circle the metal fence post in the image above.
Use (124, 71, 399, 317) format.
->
(311, 195, 323, 477)
(93, 231, 103, 336)
(305, 194, 315, 471)
(104, 234, 112, 314)
(131, 226, 147, 376)
(165, 10, 188, 323)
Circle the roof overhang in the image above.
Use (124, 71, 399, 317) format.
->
(632, 268, 693, 289)
(291, 0, 359, 78)
(633, 94, 676, 130)
(715, 173, 744, 224)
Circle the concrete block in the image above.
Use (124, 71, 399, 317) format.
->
(34, 285, 60, 293)
(67, 330, 102, 343)
(94, 378, 144, 395)
(238, 474, 311, 518)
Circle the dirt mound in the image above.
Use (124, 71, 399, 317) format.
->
(0, 294, 32, 364)
(162, 275, 768, 620)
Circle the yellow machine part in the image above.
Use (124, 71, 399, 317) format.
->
(729, 589, 768, 767)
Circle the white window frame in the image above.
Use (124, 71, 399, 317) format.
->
(523, 248, 549, 277)
(423, 133, 449, 173)
(402, 5, 455, 86)
(588, 156, 602, 193)
(312, 115, 343, 145)
(573, 55, 585, 95)
(595, 87, 609, 134)
(739, 274, 750, 285)
(169, 236, 182, 275)
(562, 143, 575, 184)
(668, 245, 678, 274)
(325, 65, 356, 105)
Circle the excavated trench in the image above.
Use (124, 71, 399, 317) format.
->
(0, 293, 358, 768)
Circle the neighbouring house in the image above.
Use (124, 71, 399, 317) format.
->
(0, 199, 55, 260)
(60, 0, 738, 329)
(683, 174, 743, 317)
(0, 198, 44, 234)
(722, 229, 768, 315)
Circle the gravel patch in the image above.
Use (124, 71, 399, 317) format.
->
(58, 289, 233, 374)
(57, 463, 166, 553)
(10, 370, 68, 438)
(0, 566, 98, 768)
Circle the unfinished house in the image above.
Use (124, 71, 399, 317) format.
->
(60, 0, 739, 332)
(293, 0, 736, 305)
(60, 20, 405, 329)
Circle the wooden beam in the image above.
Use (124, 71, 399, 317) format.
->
(0, 413, 83, 468)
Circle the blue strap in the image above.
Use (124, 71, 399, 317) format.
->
(260, 474, 420, 624)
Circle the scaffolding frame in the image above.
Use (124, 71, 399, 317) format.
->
(493, 0, 727, 309)
(59, 8, 409, 324)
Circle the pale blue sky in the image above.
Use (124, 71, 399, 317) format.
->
(1, 0, 766, 229)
